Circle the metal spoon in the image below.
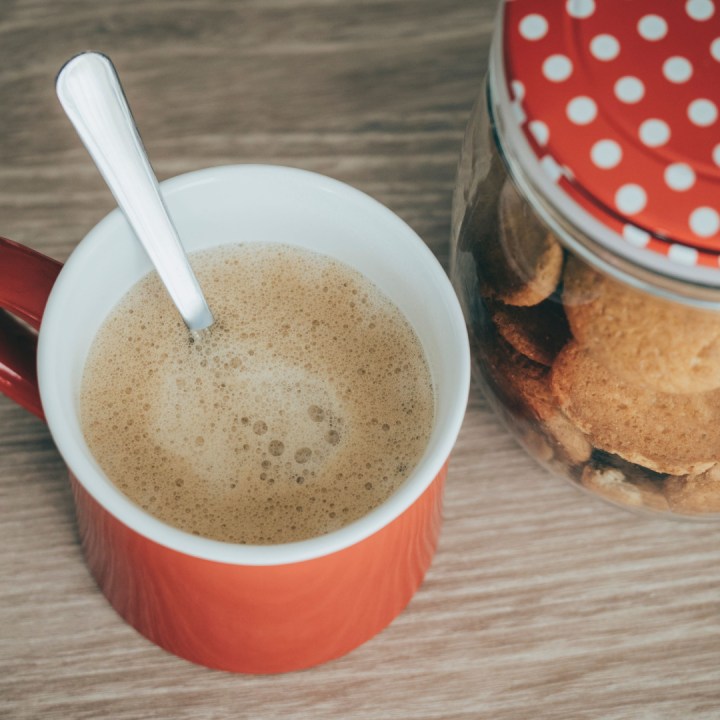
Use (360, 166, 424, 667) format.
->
(56, 52, 214, 332)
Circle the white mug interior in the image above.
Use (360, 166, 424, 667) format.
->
(38, 165, 470, 565)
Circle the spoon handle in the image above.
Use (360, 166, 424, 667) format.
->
(56, 52, 214, 332)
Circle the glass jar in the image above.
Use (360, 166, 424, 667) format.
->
(451, 0, 720, 517)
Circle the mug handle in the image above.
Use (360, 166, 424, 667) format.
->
(0, 237, 63, 419)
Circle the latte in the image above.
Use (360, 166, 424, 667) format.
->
(80, 243, 434, 544)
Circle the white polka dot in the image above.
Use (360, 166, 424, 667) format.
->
(566, 0, 595, 18)
(566, 96, 598, 125)
(540, 155, 563, 182)
(591, 139, 622, 169)
(663, 56, 693, 83)
(543, 54, 573, 82)
(511, 101, 526, 125)
(614, 76, 645, 103)
(615, 184, 647, 215)
(511, 80, 525, 101)
(529, 120, 550, 146)
(623, 224, 650, 247)
(688, 99, 718, 126)
(668, 244, 699, 265)
(664, 163, 696, 191)
(590, 34, 620, 61)
(711, 37, 720, 61)
(519, 14, 549, 40)
(713, 143, 720, 166)
(686, 0, 715, 21)
(690, 207, 720, 236)
(639, 119, 671, 147)
(638, 14, 668, 41)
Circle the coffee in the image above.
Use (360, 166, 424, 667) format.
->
(80, 243, 434, 544)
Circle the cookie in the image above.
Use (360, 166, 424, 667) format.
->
(482, 332, 591, 465)
(664, 465, 720, 514)
(551, 342, 720, 475)
(580, 459, 669, 512)
(521, 426, 555, 463)
(492, 298, 570, 366)
(543, 411, 593, 466)
(478, 321, 548, 416)
(563, 255, 720, 394)
(473, 181, 564, 307)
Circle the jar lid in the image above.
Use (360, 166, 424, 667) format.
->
(500, 0, 720, 286)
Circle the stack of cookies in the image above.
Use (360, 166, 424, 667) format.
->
(464, 180, 720, 516)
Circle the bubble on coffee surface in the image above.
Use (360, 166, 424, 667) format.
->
(80, 243, 434, 544)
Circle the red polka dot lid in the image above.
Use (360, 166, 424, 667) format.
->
(500, 0, 720, 283)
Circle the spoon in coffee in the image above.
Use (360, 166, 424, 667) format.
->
(55, 52, 214, 332)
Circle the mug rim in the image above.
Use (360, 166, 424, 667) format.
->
(38, 164, 470, 566)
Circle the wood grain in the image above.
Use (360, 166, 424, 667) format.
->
(2, 1, 720, 718)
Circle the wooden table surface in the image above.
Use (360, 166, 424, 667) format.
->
(2, 1, 720, 718)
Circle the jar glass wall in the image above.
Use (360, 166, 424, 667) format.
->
(451, 88, 720, 518)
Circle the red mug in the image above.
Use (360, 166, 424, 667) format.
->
(0, 165, 469, 673)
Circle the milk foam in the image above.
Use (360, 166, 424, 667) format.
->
(80, 243, 434, 544)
